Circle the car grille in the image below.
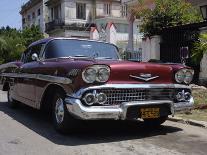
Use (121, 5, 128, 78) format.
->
(90, 88, 175, 105)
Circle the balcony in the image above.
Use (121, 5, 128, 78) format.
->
(45, 19, 96, 32)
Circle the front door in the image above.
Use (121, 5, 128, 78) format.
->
(17, 44, 45, 105)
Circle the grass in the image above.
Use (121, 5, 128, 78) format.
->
(177, 110, 207, 122)
(192, 89, 207, 105)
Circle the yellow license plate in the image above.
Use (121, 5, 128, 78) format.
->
(140, 108, 160, 119)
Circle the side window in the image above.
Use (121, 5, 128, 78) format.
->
(21, 48, 30, 63)
(21, 51, 26, 62)
(24, 44, 45, 63)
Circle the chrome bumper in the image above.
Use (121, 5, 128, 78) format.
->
(65, 97, 194, 120)
(65, 84, 194, 120)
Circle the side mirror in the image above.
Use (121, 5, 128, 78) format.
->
(32, 53, 39, 61)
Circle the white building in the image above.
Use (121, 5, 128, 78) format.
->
(20, 0, 142, 51)
(20, 0, 48, 33)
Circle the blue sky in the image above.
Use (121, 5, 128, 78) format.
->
(0, 0, 28, 29)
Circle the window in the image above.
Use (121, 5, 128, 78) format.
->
(27, 15, 31, 21)
(104, 3, 111, 15)
(51, 8, 54, 20)
(76, 3, 86, 19)
(22, 18, 26, 24)
(44, 40, 119, 60)
(37, 9, 41, 16)
(32, 12, 35, 19)
(24, 44, 45, 63)
(121, 4, 127, 17)
(50, 5, 61, 21)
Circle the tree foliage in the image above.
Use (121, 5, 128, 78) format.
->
(192, 33, 207, 63)
(0, 26, 44, 64)
(137, 0, 202, 36)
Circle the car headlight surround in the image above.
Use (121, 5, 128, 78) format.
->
(184, 70, 194, 84)
(175, 70, 185, 83)
(82, 65, 110, 83)
(175, 69, 194, 84)
(82, 68, 97, 83)
(97, 67, 110, 82)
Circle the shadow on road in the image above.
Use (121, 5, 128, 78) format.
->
(0, 101, 182, 146)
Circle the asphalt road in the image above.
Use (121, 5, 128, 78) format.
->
(1, 91, 207, 155)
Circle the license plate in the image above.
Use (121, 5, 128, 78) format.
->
(140, 108, 160, 119)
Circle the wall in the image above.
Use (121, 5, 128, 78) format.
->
(199, 28, 207, 85)
(141, 35, 161, 62)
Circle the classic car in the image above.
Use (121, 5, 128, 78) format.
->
(0, 38, 194, 132)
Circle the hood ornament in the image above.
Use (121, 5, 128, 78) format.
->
(130, 73, 159, 82)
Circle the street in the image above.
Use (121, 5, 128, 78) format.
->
(0, 91, 207, 155)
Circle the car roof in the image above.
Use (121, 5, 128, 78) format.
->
(28, 37, 116, 48)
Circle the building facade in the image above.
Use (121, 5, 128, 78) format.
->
(20, 0, 48, 33)
(20, 0, 142, 51)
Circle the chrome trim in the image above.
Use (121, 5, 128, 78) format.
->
(1, 73, 72, 84)
(69, 84, 191, 99)
(65, 84, 193, 120)
(82, 65, 110, 83)
(130, 75, 159, 82)
(0, 63, 19, 70)
(37, 74, 72, 84)
(65, 98, 175, 120)
(174, 96, 194, 112)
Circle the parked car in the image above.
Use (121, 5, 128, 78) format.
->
(0, 38, 194, 133)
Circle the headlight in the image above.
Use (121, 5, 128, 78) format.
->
(83, 68, 97, 83)
(97, 68, 110, 82)
(175, 69, 194, 84)
(82, 65, 110, 83)
(184, 70, 194, 84)
(175, 70, 185, 83)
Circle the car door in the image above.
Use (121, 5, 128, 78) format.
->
(17, 44, 45, 106)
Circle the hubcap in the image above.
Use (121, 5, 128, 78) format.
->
(55, 98, 64, 124)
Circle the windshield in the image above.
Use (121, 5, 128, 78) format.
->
(44, 39, 120, 60)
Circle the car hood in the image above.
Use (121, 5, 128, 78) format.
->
(96, 60, 174, 84)
(55, 58, 175, 84)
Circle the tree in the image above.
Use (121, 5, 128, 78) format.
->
(0, 26, 44, 64)
(22, 25, 44, 47)
(192, 33, 207, 63)
(0, 37, 7, 64)
(138, 0, 202, 37)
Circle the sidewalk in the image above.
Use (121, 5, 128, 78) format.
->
(168, 116, 207, 128)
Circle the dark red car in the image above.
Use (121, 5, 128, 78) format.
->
(0, 38, 194, 133)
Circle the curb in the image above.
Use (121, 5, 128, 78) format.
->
(168, 116, 207, 128)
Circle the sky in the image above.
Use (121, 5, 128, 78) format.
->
(0, 0, 28, 29)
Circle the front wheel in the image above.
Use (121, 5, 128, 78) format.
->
(7, 88, 18, 108)
(143, 116, 168, 127)
(52, 90, 80, 133)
